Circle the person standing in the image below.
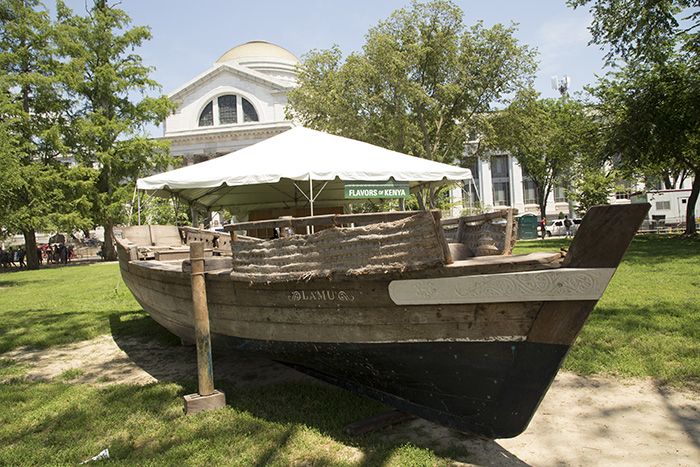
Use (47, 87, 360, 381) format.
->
(17, 247, 26, 268)
(59, 244, 68, 264)
(540, 217, 546, 239)
(564, 215, 572, 238)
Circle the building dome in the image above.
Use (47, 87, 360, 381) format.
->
(216, 41, 300, 64)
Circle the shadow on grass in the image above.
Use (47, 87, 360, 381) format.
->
(566, 300, 700, 386)
(620, 234, 700, 266)
(0, 278, 22, 288)
(592, 302, 700, 339)
(106, 314, 530, 466)
(109, 312, 181, 346)
(0, 308, 103, 354)
(656, 385, 700, 454)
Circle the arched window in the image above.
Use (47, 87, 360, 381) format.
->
(242, 98, 258, 122)
(198, 101, 213, 126)
(198, 94, 259, 127)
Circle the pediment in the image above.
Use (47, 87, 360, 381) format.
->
(169, 63, 295, 102)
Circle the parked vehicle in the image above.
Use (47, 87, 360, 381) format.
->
(545, 218, 581, 237)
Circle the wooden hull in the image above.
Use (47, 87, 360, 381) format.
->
(116, 204, 650, 438)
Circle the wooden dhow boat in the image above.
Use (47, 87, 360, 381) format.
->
(116, 203, 649, 438)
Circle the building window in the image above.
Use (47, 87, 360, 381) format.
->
(491, 155, 509, 178)
(218, 95, 237, 124)
(198, 94, 259, 127)
(493, 182, 510, 206)
(656, 201, 671, 210)
(198, 102, 213, 126)
(615, 180, 631, 199)
(242, 97, 259, 122)
(554, 184, 567, 203)
(523, 180, 538, 205)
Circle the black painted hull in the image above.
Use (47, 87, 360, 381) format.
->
(131, 288, 568, 438)
(211, 334, 569, 439)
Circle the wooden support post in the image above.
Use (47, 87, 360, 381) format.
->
(503, 208, 514, 254)
(183, 241, 225, 415)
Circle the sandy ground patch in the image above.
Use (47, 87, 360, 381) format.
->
(3, 335, 699, 466)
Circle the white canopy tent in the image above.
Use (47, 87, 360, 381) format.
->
(137, 127, 472, 219)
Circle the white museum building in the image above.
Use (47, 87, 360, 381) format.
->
(160, 40, 682, 223)
(161, 41, 299, 166)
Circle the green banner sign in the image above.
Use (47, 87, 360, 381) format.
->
(345, 181, 410, 199)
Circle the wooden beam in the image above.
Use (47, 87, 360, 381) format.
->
(562, 203, 650, 269)
(190, 241, 214, 396)
(183, 241, 225, 415)
(224, 210, 423, 233)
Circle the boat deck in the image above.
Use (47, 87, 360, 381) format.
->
(131, 251, 565, 278)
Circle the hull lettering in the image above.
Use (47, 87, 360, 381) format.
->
(288, 290, 356, 302)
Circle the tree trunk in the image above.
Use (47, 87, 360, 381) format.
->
(416, 188, 427, 211)
(22, 229, 40, 270)
(684, 172, 699, 236)
(102, 216, 118, 261)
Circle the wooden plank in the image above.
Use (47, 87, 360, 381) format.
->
(190, 242, 215, 397)
(225, 210, 423, 232)
(184, 390, 226, 415)
(441, 210, 509, 227)
(503, 209, 514, 254)
(430, 210, 453, 264)
(333, 211, 418, 226)
(529, 204, 651, 346)
(527, 300, 597, 346)
(562, 203, 650, 269)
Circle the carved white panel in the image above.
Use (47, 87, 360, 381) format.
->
(388, 268, 616, 305)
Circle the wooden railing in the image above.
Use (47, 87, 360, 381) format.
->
(223, 210, 433, 233)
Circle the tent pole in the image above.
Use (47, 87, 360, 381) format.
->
(138, 189, 141, 226)
(309, 177, 315, 234)
(309, 177, 314, 217)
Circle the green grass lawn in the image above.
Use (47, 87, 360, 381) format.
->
(0, 262, 469, 466)
(0, 262, 179, 354)
(1, 235, 699, 465)
(514, 234, 700, 386)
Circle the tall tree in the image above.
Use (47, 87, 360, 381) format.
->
(287, 0, 537, 209)
(0, 0, 92, 269)
(571, 0, 700, 234)
(566, 162, 618, 214)
(593, 59, 700, 233)
(485, 89, 597, 218)
(57, 0, 176, 260)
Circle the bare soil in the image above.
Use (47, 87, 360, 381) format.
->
(3, 335, 699, 466)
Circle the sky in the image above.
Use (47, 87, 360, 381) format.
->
(56, 0, 609, 137)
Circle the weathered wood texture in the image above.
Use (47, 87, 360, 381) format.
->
(527, 203, 650, 346)
(121, 256, 543, 345)
(183, 390, 226, 415)
(228, 211, 449, 283)
(181, 226, 229, 251)
(527, 300, 598, 346)
(122, 225, 183, 247)
(155, 248, 211, 261)
(225, 210, 434, 233)
(562, 203, 650, 269)
(442, 209, 518, 257)
(189, 242, 215, 396)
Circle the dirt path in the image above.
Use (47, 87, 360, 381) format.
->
(3, 335, 699, 466)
